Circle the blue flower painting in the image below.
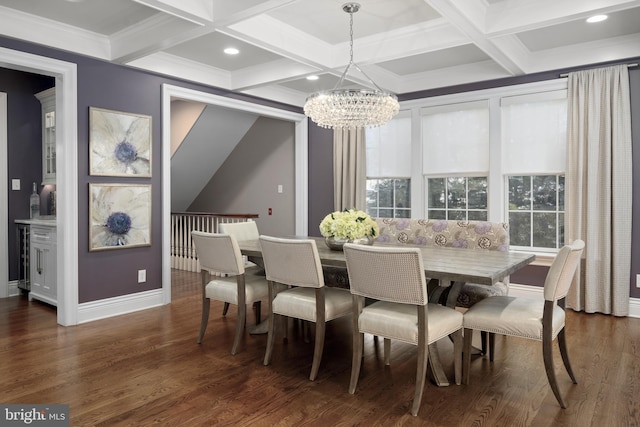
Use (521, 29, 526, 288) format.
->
(90, 107, 151, 177)
(90, 184, 151, 251)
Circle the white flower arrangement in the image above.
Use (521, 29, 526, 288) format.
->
(319, 209, 379, 240)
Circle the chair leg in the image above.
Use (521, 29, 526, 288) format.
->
(309, 321, 326, 381)
(463, 328, 473, 385)
(222, 302, 230, 316)
(543, 330, 567, 408)
(384, 338, 391, 365)
(253, 301, 261, 325)
(264, 313, 277, 366)
(197, 298, 210, 344)
(489, 333, 495, 362)
(231, 302, 246, 355)
(349, 331, 364, 394)
(452, 329, 463, 385)
(411, 339, 429, 416)
(558, 328, 577, 384)
(480, 331, 488, 355)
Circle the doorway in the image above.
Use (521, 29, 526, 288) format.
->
(160, 84, 309, 303)
(0, 47, 78, 326)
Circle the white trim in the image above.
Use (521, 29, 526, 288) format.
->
(0, 92, 7, 298)
(629, 298, 640, 318)
(8, 280, 19, 297)
(0, 47, 79, 326)
(77, 289, 164, 324)
(161, 84, 308, 305)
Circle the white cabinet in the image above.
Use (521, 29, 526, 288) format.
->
(29, 225, 57, 306)
(35, 87, 56, 185)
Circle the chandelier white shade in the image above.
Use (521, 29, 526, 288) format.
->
(303, 3, 399, 130)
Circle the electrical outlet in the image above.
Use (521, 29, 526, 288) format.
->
(636, 274, 640, 288)
(11, 179, 20, 191)
(138, 269, 146, 283)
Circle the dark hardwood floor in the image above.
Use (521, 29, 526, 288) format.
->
(1, 270, 639, 426)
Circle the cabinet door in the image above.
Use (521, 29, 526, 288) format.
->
(29, 229, 57, 306)
(30, 243, 46, 296)
(36, 88, 56, 185)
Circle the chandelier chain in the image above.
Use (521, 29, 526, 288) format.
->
(349, 11, 354, 64)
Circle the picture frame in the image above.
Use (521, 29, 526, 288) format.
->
(89, 107, 152, 177)
(89, 183, 152, 251)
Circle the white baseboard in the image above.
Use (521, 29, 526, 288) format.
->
(77, 289, 165, 324)
(8, 280, 19, 297)
(510, 283, 640, 319)
(629, 298, 640, 318)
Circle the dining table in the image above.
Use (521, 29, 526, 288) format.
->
(238, 236, 535, 387)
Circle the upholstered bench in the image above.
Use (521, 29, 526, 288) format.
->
(374, 218, 510, 308)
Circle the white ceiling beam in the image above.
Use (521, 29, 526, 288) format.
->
(230, 59, 320, 91)
(110, 14, 211, 63)
(526, 33, 640, 73)
(115, 0, 297, 66)
(132, 0, 214, 25)
(486, 0, 640, 36)
(0, 6, 111, 60)
(426, 0, 527, 76)
(127, 52, 232, 89)
(396, 60, 514, 94)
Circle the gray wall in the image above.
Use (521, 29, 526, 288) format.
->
(188, 116, 296, 237)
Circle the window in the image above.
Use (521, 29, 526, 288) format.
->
(421, 101, 489, 221)
(502, 91, 567, 250)
(508, 175, 564, 249)
(427, 176, 487, 220)
(396, 79, 568, 251)
(366, 111, 412, 218)
(366, 178, 411, 218)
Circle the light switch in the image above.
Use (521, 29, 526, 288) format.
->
(277, 184, 283, 194)
(11, 179, 20, 191)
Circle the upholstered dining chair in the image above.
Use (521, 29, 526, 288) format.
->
(219, 221, 262, 317)
(191, 231, 269, 354)
(259, 236, 353, 381)
(462, 239, 585, 408)
(343, 243, 464, 416)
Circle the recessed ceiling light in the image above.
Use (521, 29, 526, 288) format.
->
(306, 75, 319, 81)
(224, 47, 239, 55)
(586, 14, 608, 23)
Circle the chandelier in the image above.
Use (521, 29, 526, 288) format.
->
(303, 3, 399, 130)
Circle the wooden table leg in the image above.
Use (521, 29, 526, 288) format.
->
(427, 279, 464, 386)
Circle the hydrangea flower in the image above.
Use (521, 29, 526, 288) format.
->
(319, 209, 379, 240)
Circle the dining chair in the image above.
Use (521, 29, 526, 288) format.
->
(191, 231, 269, 354)
(462, 239, 585, 408)
(343, 243, 464, 416)
(259, 235, 353, 381)
(219, 220, 263, 318)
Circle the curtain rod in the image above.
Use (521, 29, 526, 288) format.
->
(560, 63, 638, 78)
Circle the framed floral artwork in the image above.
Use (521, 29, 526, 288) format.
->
(89, 107, 152, 177)
(89, 183, 151, 251)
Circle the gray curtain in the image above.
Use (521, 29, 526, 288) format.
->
(333, 128, 366, 211)
(565, 64, 632, 316)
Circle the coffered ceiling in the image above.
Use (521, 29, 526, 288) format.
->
(0, 0, 638, 106)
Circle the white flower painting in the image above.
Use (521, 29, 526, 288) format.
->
(90, 107, 151, 177)
(90, 184, 151, 251)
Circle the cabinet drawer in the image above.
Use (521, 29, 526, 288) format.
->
(31, 226, 56, 244)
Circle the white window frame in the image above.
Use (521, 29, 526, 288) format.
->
(399, 79, 568, 253)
